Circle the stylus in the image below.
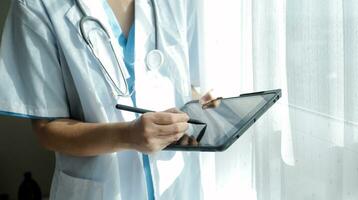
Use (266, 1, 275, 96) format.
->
(115, 104, 206, 125)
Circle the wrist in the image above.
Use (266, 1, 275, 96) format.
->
(107, 121, 135, 152)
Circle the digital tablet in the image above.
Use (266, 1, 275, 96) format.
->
(164, 89, 281, 152)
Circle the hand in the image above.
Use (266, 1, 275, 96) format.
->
(199, 89, 222, 109)
(127, 108, 190, 154)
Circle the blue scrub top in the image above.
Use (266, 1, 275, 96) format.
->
(102, 2, 155, 200)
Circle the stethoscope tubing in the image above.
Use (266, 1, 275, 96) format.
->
(76, 0, 133, 97)
(76, 0, 159, 50)
(150, 0, 159, 49)
(75, 0, 162, 97)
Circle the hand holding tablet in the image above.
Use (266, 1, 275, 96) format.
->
(116, 89, 281, 152)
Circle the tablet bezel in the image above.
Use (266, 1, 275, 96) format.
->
(164, 89, 282, 152)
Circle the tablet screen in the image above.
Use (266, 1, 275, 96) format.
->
(180, 93, 276, 147)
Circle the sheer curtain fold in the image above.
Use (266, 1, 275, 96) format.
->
(198, 0, 358, 199)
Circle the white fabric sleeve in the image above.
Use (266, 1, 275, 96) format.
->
(0, 1, 69, 119)
(186, 0, 201, 88)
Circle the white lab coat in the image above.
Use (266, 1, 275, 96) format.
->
(0, 0, 202, 199)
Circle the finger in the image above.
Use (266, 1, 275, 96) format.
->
(152, 112, 189, 125)
(155, 122, 189, 136)
(199, 89, 215, 105)
(178, 134, 190, 145)
(189, 136, 199, 146)
(202, 98, 222, 109)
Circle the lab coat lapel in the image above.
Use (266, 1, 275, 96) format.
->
(135, 0, 155, 51)
(155, 0, 182, 43)
(64, 1, 130, 93)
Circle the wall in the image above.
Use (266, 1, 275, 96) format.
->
(0, 1, 54, 199)
(0, 117, 54, 199)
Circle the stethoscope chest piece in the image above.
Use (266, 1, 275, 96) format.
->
(146, 49, 164, 71)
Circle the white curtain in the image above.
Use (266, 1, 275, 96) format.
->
(198, 0, 358, 199)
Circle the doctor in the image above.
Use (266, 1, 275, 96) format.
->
(0, 0, 209, 199)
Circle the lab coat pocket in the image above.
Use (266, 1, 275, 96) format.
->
(54, 171, 103, 200)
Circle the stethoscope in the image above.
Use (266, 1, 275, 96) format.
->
(75, 0, 165, 97)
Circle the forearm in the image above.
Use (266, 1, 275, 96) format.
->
(31, 119, 133, 157)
